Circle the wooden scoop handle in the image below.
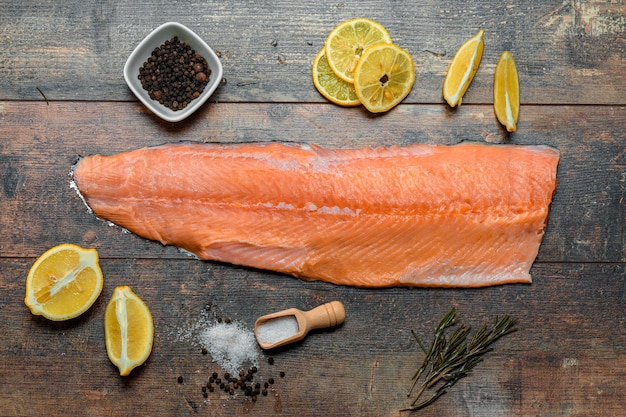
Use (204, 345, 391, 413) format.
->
(302, 301, 346, 331)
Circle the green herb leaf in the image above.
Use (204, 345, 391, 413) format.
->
(402, 308, 518, 412)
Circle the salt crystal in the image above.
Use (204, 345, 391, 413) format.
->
(256, 315, 299, 345)
(198, 321, 259, 376)
(168, 309, 260, 376)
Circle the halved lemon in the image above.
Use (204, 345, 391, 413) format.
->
(325, 18, 392, 83)
(353, 43, 415, 113)
(494, 51, 520, 132)
(312, 48, 360, 106)
(442, 29, 484, 107)
(104, 286, 154, 376)
(24, 244, 103, 321)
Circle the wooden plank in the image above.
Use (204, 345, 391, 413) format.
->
(1, 258, 625, 416)
(0, 0, 624, 104)
(1, 1, 624, 416)
(1, 101, 624, 263)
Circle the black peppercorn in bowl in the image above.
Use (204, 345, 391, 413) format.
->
(124, 22, 223, 122)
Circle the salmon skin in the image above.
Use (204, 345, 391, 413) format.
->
(71, 141, 559, 288)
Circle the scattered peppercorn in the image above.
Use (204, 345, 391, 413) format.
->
(138, 36, 211, 112)
(197, 363, 282, 404)
(201, 347, 208, 355)
(268, 357, 275, 365)
(177, 376, 184, 384)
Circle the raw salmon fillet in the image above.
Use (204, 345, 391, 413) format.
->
(72, 141, 559, 287)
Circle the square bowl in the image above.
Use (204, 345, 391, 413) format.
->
(124, 22, 223, 123)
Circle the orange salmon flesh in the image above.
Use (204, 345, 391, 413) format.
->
(71, 141, 559, 287)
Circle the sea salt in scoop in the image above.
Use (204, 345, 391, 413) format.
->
(256, 315, 300, 346)
(254, 301, 346, 350)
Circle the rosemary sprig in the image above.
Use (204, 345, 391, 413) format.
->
(402, 308, 518, 412)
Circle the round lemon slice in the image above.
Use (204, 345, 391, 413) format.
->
(25, 244, 104, 321)
(442, 29, 484, 107)
(104, 286, 154, 376)
(325, 18, 392, 83)
(494, 51, 520, 132)
(312, 48, 360, 106)
(353, 43, 415, 113)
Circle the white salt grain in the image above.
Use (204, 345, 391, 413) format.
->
(198, 321, 259, 376)
(257, 315, 299, 345)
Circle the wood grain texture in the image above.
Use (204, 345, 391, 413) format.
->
(1, 0, 625, 416)
(1, 259, 625, 416)
(0, 100, 625, 416)
(0, 0, 624, 104)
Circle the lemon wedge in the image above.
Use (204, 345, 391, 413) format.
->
(104, 286, 154, 376)
(442, 30, 484, 107)
(494, 51, 520, 132)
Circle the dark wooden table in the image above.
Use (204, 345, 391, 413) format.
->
(1, 1, 624, 416)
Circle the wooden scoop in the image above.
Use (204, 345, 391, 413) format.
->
(254, 301, 346, 350)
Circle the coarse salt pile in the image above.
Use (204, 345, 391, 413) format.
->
(198, 320, 259, 376)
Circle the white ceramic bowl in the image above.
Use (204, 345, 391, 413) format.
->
(124, 22, 223, 122)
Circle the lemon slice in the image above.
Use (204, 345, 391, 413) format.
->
(325, 18, 392, 83)
(494, 51, 520, 132)
(353, 43, 415, 113)
(104, 286, 154, 376)
(24, 244, 104, 321)
(312, 48, 360, 107)
(442, 29, 484, 107)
